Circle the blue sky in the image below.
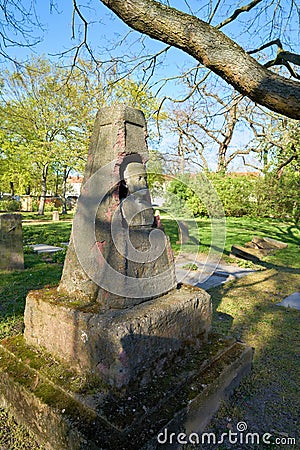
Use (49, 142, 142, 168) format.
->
(7, 0, 297, 67)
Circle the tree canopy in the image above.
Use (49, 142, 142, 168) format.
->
(0, 56, 165, 211)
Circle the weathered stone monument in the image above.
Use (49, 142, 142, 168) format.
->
(176, 220, 191, 245)
(0, 213, 24, 270)
(0, 105, 253, 449)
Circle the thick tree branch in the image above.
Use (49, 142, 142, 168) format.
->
(249, 39, 300, 79)
(99, 0, 300, 119)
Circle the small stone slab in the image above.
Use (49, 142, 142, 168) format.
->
(175, 258, 256, 290)
(252, 236, 288, 250)
(276, 292, 300, 310)
(30, 244, 63, 254)
(231, 244, 263, 263)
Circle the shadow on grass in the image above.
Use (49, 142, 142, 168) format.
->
(0, 254, 62, 337)
(161, 215, 300, 441)
(204, 265, 300, 441)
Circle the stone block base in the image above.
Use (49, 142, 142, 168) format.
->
(0, 334, 253, 450)
(24, 285, 211, 388)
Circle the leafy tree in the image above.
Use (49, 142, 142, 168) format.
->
(0, 56, 166, 213)
(0, 57, 97, 213)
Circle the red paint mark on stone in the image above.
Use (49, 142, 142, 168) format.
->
(105, 192, 120, 222)
(113, 128, 126, 152)
(96, 241, 106, 253)
(154, 214, 162, 228)
(102, 290, 109, 300)
(92, 241, 106, 269)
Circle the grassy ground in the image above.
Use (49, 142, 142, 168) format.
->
(21, 211, 74, 221)
(0, 216, 299, 448)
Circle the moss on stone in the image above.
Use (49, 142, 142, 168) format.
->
(28, 287, 101, 313)
(1, 336, 108, 395)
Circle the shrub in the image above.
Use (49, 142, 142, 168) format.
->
(0, 198, 21, 211)
(164, 171, 299, 221)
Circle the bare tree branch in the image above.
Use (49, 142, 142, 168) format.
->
(99, 0, 300, 119)
(216, 0, 263, 29)
(249, 39, 300, 79)
(276, 144, 298, 177)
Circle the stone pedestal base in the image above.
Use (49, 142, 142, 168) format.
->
(1, 284, 253, 449)
(0, 334, 253, 450)
(24, 285, 211, 388)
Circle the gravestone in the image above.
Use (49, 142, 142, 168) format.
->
(0, 105, 253, 450)
(0, 213, 24, 270)
(58, 105, 176, 309)
(20, 195, 33, 212)
(176, 220, 191, 244)
(52, 210, 59, 221)
(24, 105, 206, 386)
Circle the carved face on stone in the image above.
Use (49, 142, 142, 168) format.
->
(123, 162, 148, 194)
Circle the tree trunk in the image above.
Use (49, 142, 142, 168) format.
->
(217, 144, 227, 172)
(61, 166, 70, 215)
(10, 181, 14, 197)
(55, 171, 59, 197)
(38, 164, 48, 215)
(100, 0, 300, 119)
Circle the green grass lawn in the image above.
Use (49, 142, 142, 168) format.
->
(22, 221, 72, 247)
(21, 211, 74, 221)
(21, 215, 300, 268)
(163, 215, 300, 268)
(0, 216, 299, 448)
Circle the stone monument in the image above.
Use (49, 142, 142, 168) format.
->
(0, 213, 24, 270)
(0, 105, 253, 450)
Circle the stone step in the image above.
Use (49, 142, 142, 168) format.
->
(0, 334, 253, 450)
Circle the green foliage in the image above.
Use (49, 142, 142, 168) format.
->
(211, 174, 256, 217)
(165, 171, 300, 222)
(165, 176, 203, 217)
(50, 247, 67, 264)
(254, 172, 300, 222)
(43, 201, 58, 213)
(0, 198, 21, 211)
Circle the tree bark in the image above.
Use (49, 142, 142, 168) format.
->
(100, 0, 300, 119)
(61, 166, 71, 215)
(10, 181, 15, 197)
(38, 164, 48, 215)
